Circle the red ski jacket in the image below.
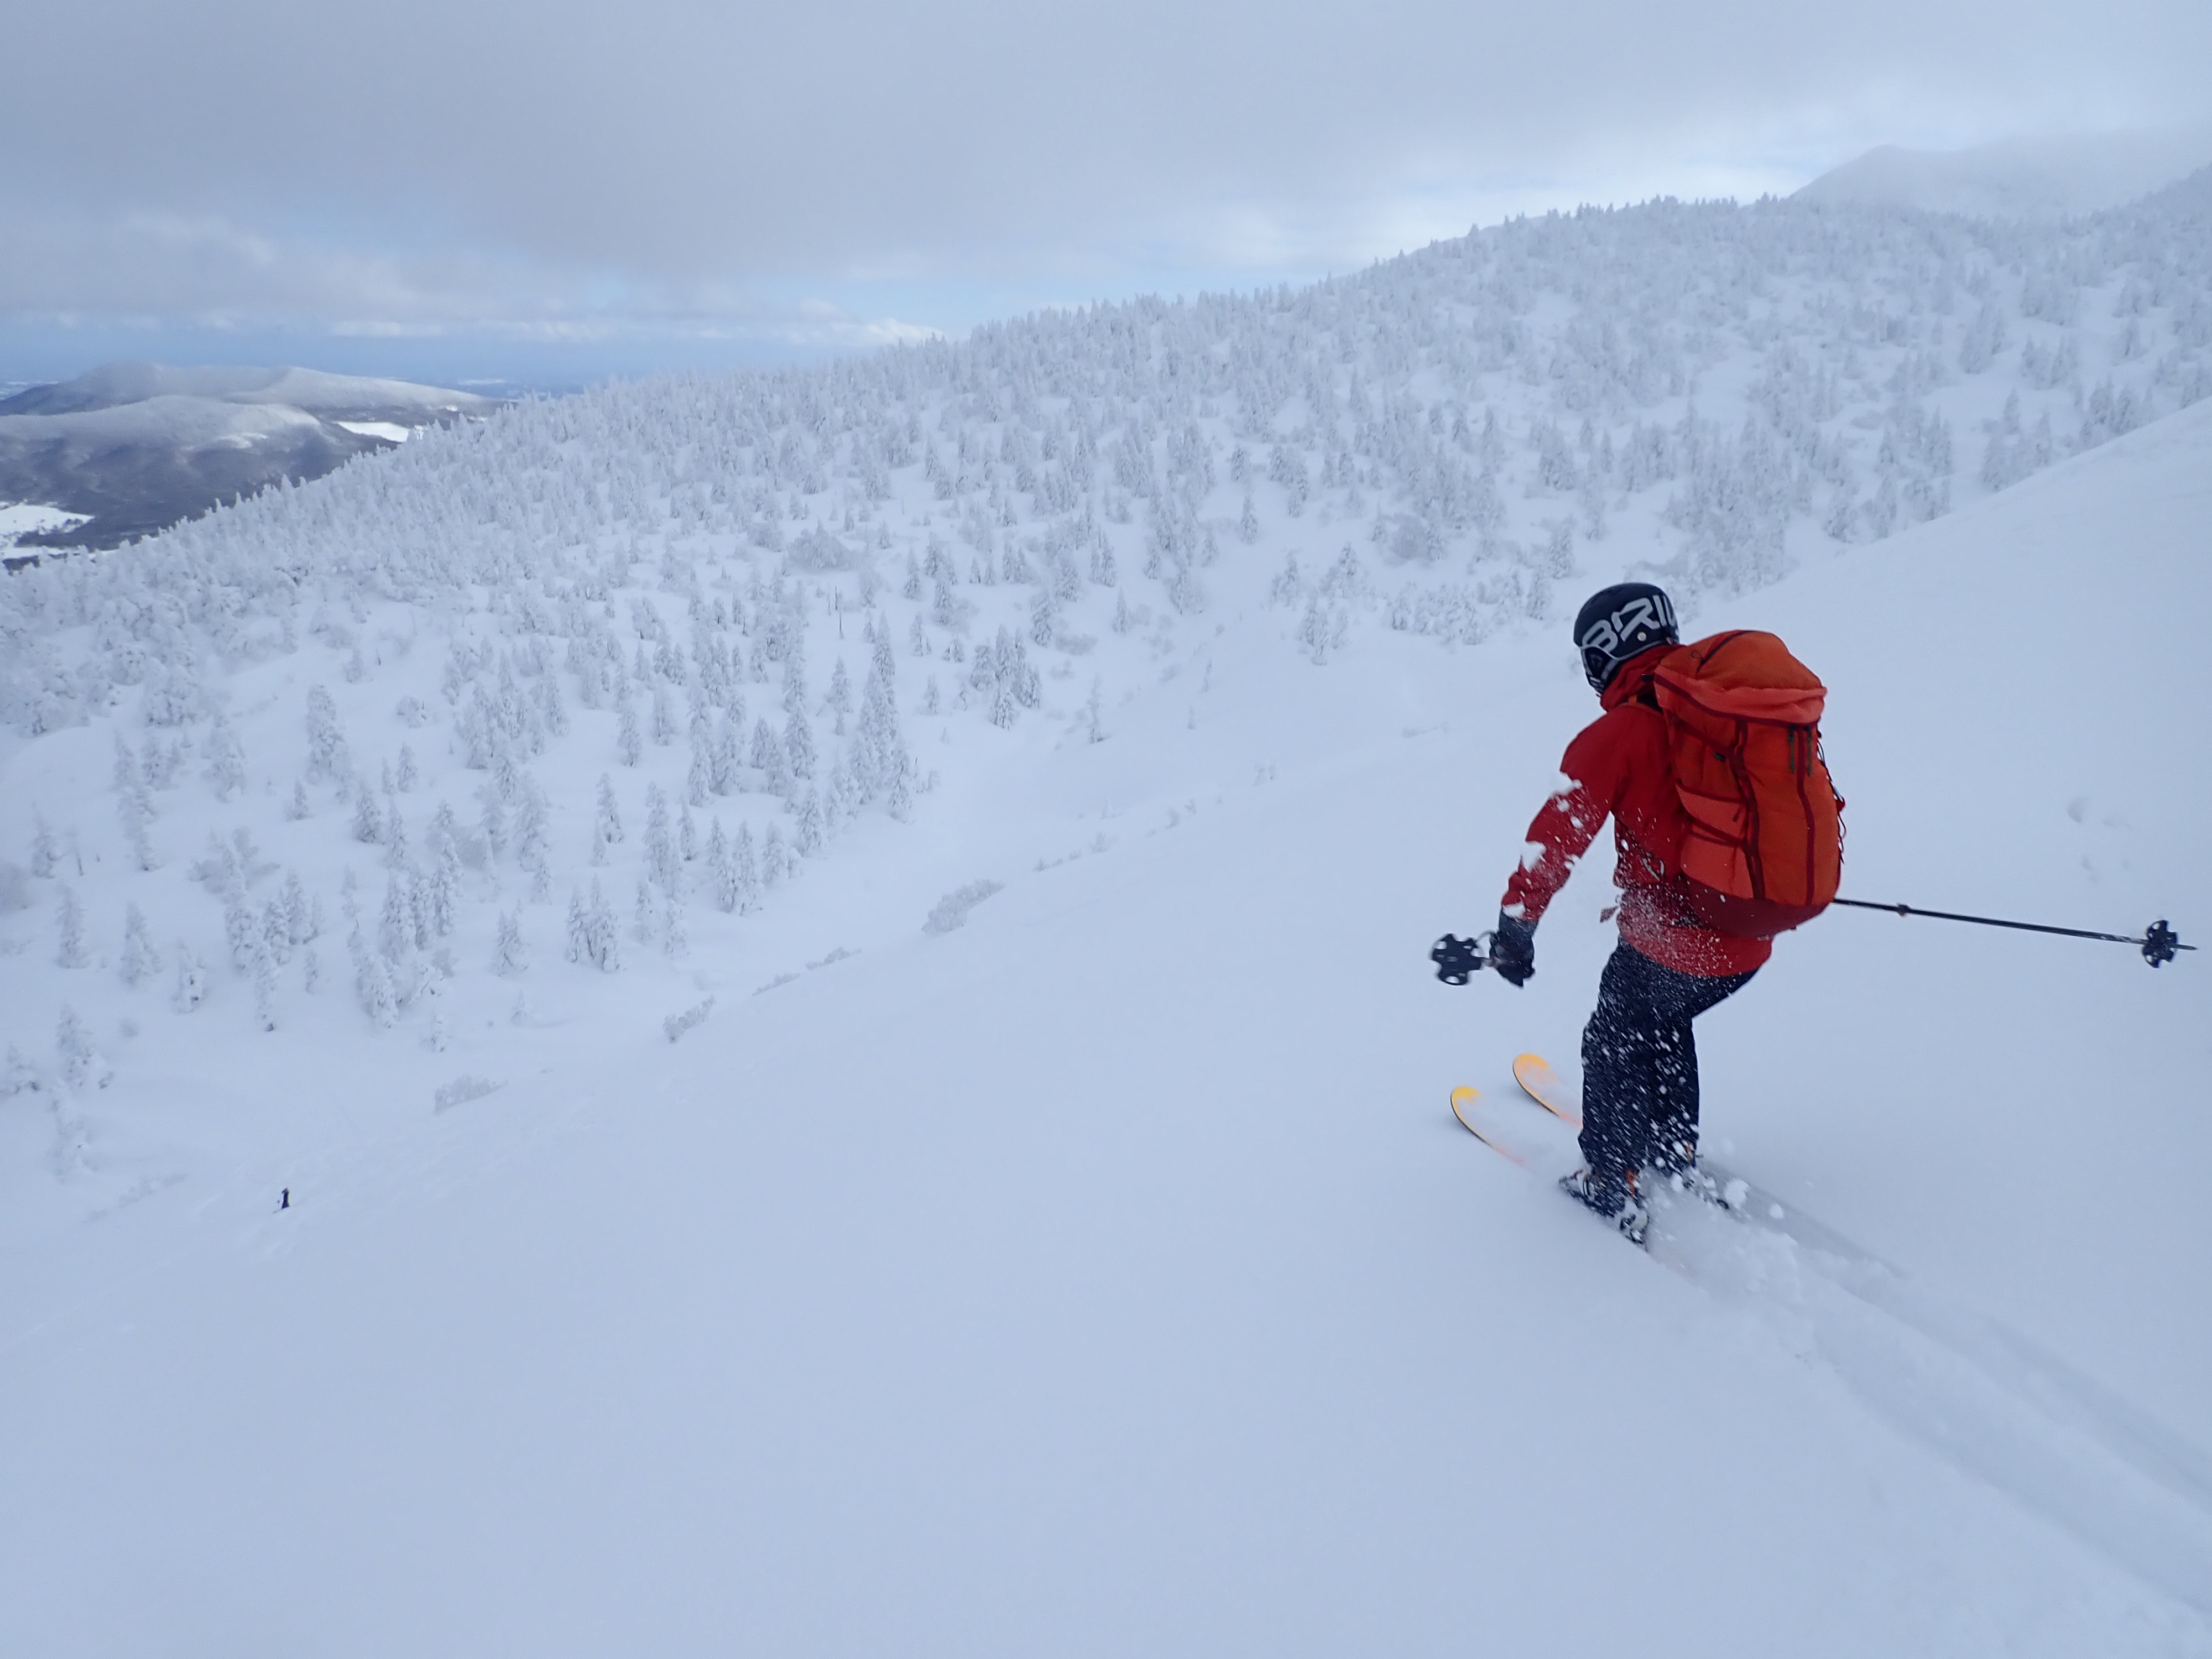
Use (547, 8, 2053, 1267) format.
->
(1501, 644, 1773, 978)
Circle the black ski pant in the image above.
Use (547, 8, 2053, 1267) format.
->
(1578, 943, 1757, 1181)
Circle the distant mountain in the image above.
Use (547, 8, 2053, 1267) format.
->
(1797, 128, 2212, 219)
(0, 362, 498, 554)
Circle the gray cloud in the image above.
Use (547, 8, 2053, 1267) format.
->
(3, 0, 2209, 345)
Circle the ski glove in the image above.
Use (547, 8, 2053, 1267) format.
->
(1489, 912, 1535, 987)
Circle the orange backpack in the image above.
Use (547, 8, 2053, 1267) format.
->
(1651, 630, 1844, 939)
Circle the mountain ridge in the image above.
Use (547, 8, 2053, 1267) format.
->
(1798, 129, 2212, 219)
(0, 361, 498, 555)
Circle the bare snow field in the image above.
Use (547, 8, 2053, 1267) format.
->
(2, 185, 2210, 1655)
(0, 499, 91, 549)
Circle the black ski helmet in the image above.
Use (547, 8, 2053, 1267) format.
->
(1573, 582, 1678, 691)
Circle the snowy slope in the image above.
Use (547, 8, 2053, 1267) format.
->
(3, 186, 2210, 1650)
(2, 393, 2209, 1655)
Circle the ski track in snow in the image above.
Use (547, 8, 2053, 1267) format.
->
(1651, 1194, 2212, 1616)
(1472, 1060, 2212, 1620)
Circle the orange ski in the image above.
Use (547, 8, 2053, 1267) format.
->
(1449, 1082, 1576, 1172)
(1512, 1053, 1583, 1130)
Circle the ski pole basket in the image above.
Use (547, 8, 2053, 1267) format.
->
(1431, 932, 1494, 985)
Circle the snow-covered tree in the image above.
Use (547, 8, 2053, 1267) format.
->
(352, 787, 384, 845)
(494, 907, 528, 975)
(252, 938, 279, 1031)
(593, 774, 624, 863)
(731, 822, 761, 913)
(205, 716, 247, 800)
(120, 903, 160, 985)
(618, 698, 643, 767)
(587, 880, 620, 972)
(566, 888, 591, 963)
(784, 712, 817, 782)
(55, 884, 88, 968)
(56, 1006, 100, 1091)
(426, 830, 460, 939)
(645, 785, 679, 893)
(172, 944, 207, 1012)
(305, 685, 350, 781)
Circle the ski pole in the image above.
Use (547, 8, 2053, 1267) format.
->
(1830, 899, 2193, 968)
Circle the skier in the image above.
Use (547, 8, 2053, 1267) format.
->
(1486, 582, 1838, 1234)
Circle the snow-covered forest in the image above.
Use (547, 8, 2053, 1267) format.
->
(3, 173, 2210, 1128)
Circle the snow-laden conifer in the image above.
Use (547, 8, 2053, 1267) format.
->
(731, 823, 760, 913)
(587, 880, 620, 972)
(493, 907, 528, 975)
(205, 716, 247, 801)
(56, 1006, 98, 1091)
(30, 812, 58, 879)
(593, 774, 623, 863)
(379, 875, 414, 967)
(565, 889, 591, 964)
(352, 787, 383, 845)
(383, 798, 409, 869)
(706, 820, 734, 913)
(305, 685, 349, 781)
(222, 869, 260, 969)
(56, 884, 89, 968)
(260, 899, 291, 966)
(172, 943, 207, 1012)
(784, 712, 816, 783)
(427, 831, 460, 938)
(644, 785, 679, 893)
(252, 938, 278, 1031)
(352, 929, 397, 1030)
(120, 903, 160, 985)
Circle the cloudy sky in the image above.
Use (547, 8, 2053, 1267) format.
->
(4, 0, 2209, 387)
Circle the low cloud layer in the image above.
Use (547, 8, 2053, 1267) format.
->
(4, 0, 2209, 359)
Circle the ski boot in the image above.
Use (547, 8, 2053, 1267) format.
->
(1560, 1166, 1650, 1245)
